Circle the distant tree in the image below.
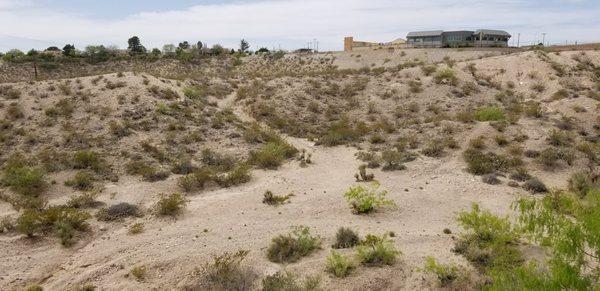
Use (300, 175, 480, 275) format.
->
(128, 36, 146, 55)
(210, 44, 225, 56)
(196, 41, 203, 50)
(257, 47, 270, 54)
(85, 45, 111, 63)
(2, 49, 25, 61)
(27, 49, 39, 57)
(151, 48, 161, 57)
(162, 44, 176, 56)
(46, 46, 60, 52)
(240, 39, 250, 53)
(178, 41, 190, 50)
(62, 44, 76, 57)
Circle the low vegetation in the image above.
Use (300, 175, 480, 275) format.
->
(267, 226, 321, 263)
(344, 182, 395, 214)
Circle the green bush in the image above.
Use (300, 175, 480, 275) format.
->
(262, 190, 292, 205)
(523, 178, 548, 193)
(131, 265, 147, 281)
(215, 165, 252, 187)
(325, 251, 355, 277)
(198, 250, 258, 291)
(17, 206, 91, 245)
(16, 209, 42, 237)
(421, 140, 445, 157)
(249, 140, 297, 169)
(2, 165, 47, 196)
(434, 68, 458, 85)
(155, 193, 187, 217)
(178, 168, 215, 192)
(344, 182, 395, 214)
(267, 226, 321, 263)
(463, 148, 511, 175)
(64, 171, 95, 190)
(423, 256, 461, 287)
(356, 234, 400, 266)
(475, 106, 505, 121)
(332, 227, 360, 249)
(262, 271, 321, 291)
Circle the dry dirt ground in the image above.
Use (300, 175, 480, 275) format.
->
(0, 47, 599, 290)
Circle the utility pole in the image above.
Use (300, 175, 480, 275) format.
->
(541, 33, 546, 46)
(517, 33, 520, 47)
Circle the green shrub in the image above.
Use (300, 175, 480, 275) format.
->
(421, 140, 445, 157)
(325, 251, 355, 277)
(547, 129, 571, 147)
(262, 190, 293, 205)
(463, 148, 510, 175)
(356, 234, 400, 266)
(423, 256, 461, 287)
(64, 171, 95, 190)
(434, 68, 458, 85)
(198, 250, 258, 291)
(96, 203, 140, 221)
(262, 271, 321, 291)
(344, 182, 395, 214)
(2, 165, 47, 196)
(475, 106, 505, 121)
(568, 172, 595, 198)
(16, 209, 42, 237)
(215, 165, 252, 187)
(332, 227, 360, 249)
(0, 216, 15, 233)
(178, 168, 215, 192)
(155, 193, 187, 216)
(249, 140, 297, 169)
(67, 191, 100, 209)
(381, 149, 407, 171)
(17, 206, 91, 245)
(267, 226, 321, 263)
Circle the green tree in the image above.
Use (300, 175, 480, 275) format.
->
(62, 44, 76, 57)
(240, 39, 250, 53)
(127, 36, 146, 55)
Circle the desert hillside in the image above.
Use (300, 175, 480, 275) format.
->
(1, 47, 599, 290)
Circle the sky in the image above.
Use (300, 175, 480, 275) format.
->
(1, 0, 599, 52)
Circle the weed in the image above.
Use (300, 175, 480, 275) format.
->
(155, 193, 187, 217)
(263, 190, 293, 205)
(356, 234, 400, 266)
(178, 168, 215, 192)
(64, 171, 95, 190)
(344, 182, 395, 214)
(423, 257, 463, 287)
(267, 226, 321, 263)
(131, 266, 147, 281)
(475, 106, 505, 121)
(325, 251, 355, 278)
(249, 140, 297, 169)
(262, 271, 321, 291)
(434, 68, 458, 85)
(128, 223, 144, 235)
(197, 250, 258, 291)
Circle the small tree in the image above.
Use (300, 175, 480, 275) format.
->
(127, 36, 146, 55)
(62, 44, 76, 57)
(178, 41, 190, 50)
(162, 44, 176, 56)
(240, 39, 250, 53)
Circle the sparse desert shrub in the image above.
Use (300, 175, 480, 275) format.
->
(356, 151, 381, 168)
(249, 140, 297, 169)
(5, 88, 21, 99)
(530, 82, 546, 93)
(509, 168, 531, 182)
(66, 191, 100, 209)
(494, 135, 509, 147)
(197, 250, 258, 291)
(128, 223, 144, 235)
(325, 251, 355, 278)
(155, 193, 187, 217)
(318, 118, 367, 146)
(216, 164, 252, 187)
(16, 209, 42, 237)
(332, 227, 360, 249)
(2, 164, 47, 197)
(434, 68, 458, 85)
(455, 110, 475, 123)
(0, 216, 15, 233)
(547, 129, 571, 147)
(423, 257, 464, 287)
(178, 168, 215, 192)
(96, 203, 140, 221)
(6, 102, 24, 120)
(64, 171, 95, 190)
(463, 148, 510, 175)
(131, 265, 147, 281)
(524, 101, 543, 118)
(267, 226, 321, 263)
(344, 182, 395, 214)
(421, 65, 437, 76)
(523, 178, 548, 193)
(25, 285, 43, 291)
(262, 271, 321, 291)
(262, 190, 293, 205)
(421, 140, 445, 157)
(356, 234, 400, 266)
(475, 106, 505, 121)
(568, 172, 595, 198)
(108, 121, 131, 138)
(535, 148, 561, 169)
(408, 80, 423, 93)
(482, 174, 500, 185)
(18, 206, 91, 245)
(73, 151, 104, 172)
(354, 164, 374, 182)
(381, 149, 407, 171)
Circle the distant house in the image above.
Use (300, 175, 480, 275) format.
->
(406, 29, 511, 48)
(344, 36, 406, 51)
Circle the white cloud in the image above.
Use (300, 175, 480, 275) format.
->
(0, 0, 599, 51)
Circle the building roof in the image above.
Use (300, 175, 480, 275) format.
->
(475, 29, 511, 37)
(407, 30, 443, 37)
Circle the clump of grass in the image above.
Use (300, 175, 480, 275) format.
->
(131, 265, 147, 281)
(2, 163, 47, 197)
(356, 233, 400, 266)
(96, 203, 140, 221)
(475, 106, 505, 121)
(262, 271, 321, 291)
(482, 174, 501, 185)
(67, 191, 100, 209)
(463, 148, 511, 175)
(344, 182, 395, 214)
(178, 168, 215, 192)
(332, 227, 360, 249)
(249, 139, 297, 169)
(155, 193, 187, 217)
(434, 68, 458, 85)
(568, 172, 595, 198)
(128, 223, 144, 235)
(421, 140, 445, 157)
(267, 226, 321, 263)
(197, 250, 258, 291)
(64, 171, 95, 190)
(325, 251, 355, 278)
(6, 102, 24, 120)
(423, 257, 465, 287)
(262, 190, 293, 205)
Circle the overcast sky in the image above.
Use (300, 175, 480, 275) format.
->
(1, 0, 599, 52)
